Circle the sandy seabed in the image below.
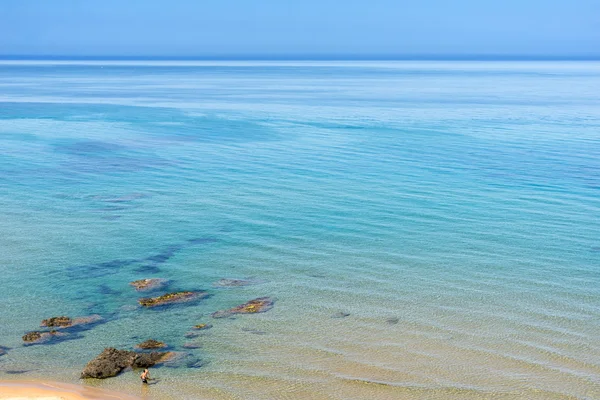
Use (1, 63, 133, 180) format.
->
(0, 380, 140, 400)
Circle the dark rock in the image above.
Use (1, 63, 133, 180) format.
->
(0, 345, 9, 356)
(132, 352, 170, 369)
(5, 370, 30, 374)
(22, 330, 72, 346)
(385, 317, 399, 325)
(184, 332, 199, 339)
(139, 291, 208, 308)
(40, 315, 103, 331)
(212, 297, 274, 319)
(41, 316, 73, 327)
(136, 339, 167, 349)
(23, 331, 43, 342)
(81, 347, 171, 379)
(80, 348, 134, 379)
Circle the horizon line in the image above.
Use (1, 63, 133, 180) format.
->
(1, 54, 600, 62)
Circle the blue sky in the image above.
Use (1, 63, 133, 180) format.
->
(1, 0, 598, 57)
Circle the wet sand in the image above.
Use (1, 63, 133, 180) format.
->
(0, 380, 140, 400)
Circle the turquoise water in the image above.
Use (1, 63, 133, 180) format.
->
(0, 60, 599, 399)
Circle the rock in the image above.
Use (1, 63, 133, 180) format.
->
(385, 317, 399, 325)
(136, 339, 167, 349)
(81, 347, 171, 379)
(130, 278, 168, 291)
(23, 331, 43, 342)
(22, 330, 70, 345)
(41, 316, 72, 328)
(192, 323, 213, 330)
(138, 291, 208, 308)
(182, 342, 202, 349)
(187, 359, 207, 368)
(40, 315, 103, 330)
(160, 351, 194, 368)
(80, 348, 134, 379)
(72, 314, 103, 327)
(0, 346, 9, 356)
(331, 312, 350, 319)
(132, 352, 171, 369)
(213, 278, 254, 287)
(184, 332, 199, 339)
(212, 297, 274, 319)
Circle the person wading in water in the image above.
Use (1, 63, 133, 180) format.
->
(140, 368, 150, 384)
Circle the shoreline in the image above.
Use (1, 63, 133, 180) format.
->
(0, 380, 140, 400)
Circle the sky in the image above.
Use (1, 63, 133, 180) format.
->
(0, 0, 599, 58)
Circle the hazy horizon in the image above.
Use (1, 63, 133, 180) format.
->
(1, 0, 598, 58)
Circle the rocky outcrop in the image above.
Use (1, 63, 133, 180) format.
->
(80, 347, 171, 379)
(22, 330, 70, 345)
(40, 315, 103, 330)
(136, 339, 167, 349)
(129, 278, 168, 291)
(212, 297, 274, 318)
(41, 316, 72, 327)
(138, 291, 208, 307)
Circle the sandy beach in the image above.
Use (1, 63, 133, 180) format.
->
(0, 380, 140, 400)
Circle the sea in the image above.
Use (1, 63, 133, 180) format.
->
(0, 60, 599, 400)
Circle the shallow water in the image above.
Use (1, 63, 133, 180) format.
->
(0, 60, 599, 399)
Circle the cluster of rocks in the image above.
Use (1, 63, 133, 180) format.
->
(22, 315, 104, 346)
(19, 270, 275, 380)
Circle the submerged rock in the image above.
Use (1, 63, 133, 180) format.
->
(184, 332, 199, 339)
(211, 297, 274, 319)
(136, 339, 167, 349)
(0, 346, 9, 356)
(331, 312, 350, 319)
(138, 291, 208, 307)
(5, 370, 30, 374)
(182, 342, 202, 349)
(130, 278, 168, 291)
(213, 278, 256, 288)
(80, 347, 171, 379)
(192, 323, 213, 330)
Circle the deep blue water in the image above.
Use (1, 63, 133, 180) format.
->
(0, 60, 599, 399)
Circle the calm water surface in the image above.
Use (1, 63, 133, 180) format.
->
(0, 61, 599, 399)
